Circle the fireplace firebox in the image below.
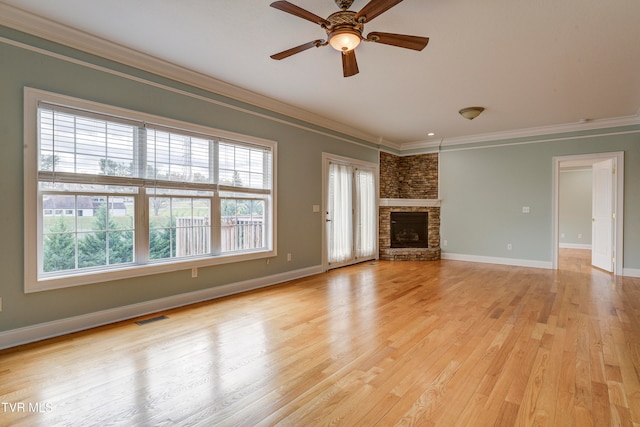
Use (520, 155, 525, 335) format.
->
(390, 212, 428, 248)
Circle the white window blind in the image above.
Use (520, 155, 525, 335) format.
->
(39, 103, 273, 192)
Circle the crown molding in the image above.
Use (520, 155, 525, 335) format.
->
(402, 114, 640, 151)
(0, 3, 384, 147)
(378, 138, 403, 152)
(400, 139, 443, 152)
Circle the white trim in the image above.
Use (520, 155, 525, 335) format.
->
(559, 243, 592, 250)
(622, 268, 640, 278)
(380, 198, 441, 207)
(403, 115, 640, 150)
(0, 265, 323, 350)
(441, 253, 553, 270)
(439, 129, 640, 154)
(0, 3, 381, 147)
(322, 153, 379, 170)
(552, 152, 624, 275)
(379, 140, 403, 151)
(401, 140, 442, 151)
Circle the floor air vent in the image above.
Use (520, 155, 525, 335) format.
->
(135, 315, 168, 326)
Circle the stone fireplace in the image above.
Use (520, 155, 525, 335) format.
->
(379, 152, 441, 261)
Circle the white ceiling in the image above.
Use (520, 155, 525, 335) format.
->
(2, 0, 640, 147)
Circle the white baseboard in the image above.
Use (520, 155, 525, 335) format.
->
(442, 252, 640, 278)
(441, 253, 553, 270)
(0, 265, 323, 350)
(559, 243, 592, 250)
(622, 268, 640, 278)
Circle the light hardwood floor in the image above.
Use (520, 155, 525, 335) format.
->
(1, 249, 639, 426)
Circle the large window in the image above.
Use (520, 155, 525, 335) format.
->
(24, 88, 276, 292)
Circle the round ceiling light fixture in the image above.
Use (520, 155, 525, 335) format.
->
(459, 106, 485, 120)
(328, 29, 362, 52)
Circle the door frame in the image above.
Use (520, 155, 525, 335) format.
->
(552, 151, 624, 275)
(322, 153, 379, 271)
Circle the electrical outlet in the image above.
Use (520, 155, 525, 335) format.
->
(522, 206, 530, 213)
(191, 267, 198, 278)
(578, 233, 582, 239)
(0, 297, 2, 312)
(287, 253, 292, 261)
(507, 243, 513, 250)
(443, 240, 448, 247)
(312, 205, 320, 212)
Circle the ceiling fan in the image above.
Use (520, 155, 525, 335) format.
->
(270, 0, 429, 77)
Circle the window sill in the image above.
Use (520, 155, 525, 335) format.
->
(26, 249, 277, 293)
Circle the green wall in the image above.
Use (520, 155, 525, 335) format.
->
(0, 27, 378, 331)
(440, 129, 640, 268)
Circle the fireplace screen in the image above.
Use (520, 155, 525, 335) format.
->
(390, 212, 428, 248)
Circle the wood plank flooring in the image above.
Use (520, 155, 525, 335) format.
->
(1, 249, 640, 426)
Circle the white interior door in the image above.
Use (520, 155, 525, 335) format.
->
(324, 156, 377, 270)
(591, 158, 614, 272)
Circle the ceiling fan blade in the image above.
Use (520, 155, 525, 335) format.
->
(270, 1, 330, 26)
(342, 50, 359, 77)
(354, 0, 404, 23)
(367, 32, 429, 51)
(270, 40, 325, 60)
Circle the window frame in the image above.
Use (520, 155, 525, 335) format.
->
(24, 88, 277, 293)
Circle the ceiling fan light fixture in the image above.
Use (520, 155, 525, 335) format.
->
(459, 106, 485, 120)
(329, 29, 362, 52)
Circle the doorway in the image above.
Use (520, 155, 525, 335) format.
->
(552, 152, 624, 274)
(322, 153, 378, 270)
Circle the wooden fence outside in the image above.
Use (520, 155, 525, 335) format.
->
(176, 216, 264, 256)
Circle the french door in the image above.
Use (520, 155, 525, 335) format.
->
(323, 154, 378, 270)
